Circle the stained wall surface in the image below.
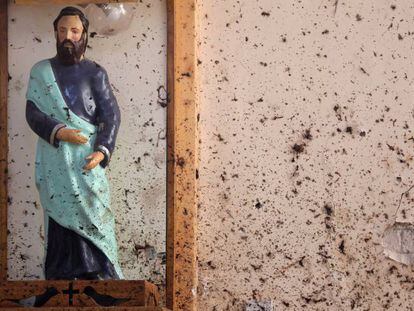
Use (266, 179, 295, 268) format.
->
(7, 1, 167, 291)
(196, 0, 414, 309)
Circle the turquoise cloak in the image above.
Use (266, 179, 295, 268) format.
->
(26, 59, 124, 279)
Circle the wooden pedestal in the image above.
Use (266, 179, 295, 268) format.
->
(0, 280, 169, 310)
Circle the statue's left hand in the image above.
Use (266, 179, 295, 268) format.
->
(83, 151, 105, 170)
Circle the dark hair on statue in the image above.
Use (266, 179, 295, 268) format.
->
(53, 6, 89, 34)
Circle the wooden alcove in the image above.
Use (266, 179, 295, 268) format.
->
(0, 0, 198, 310)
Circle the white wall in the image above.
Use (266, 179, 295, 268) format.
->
(197, 0, 414, 309)
(7, 1, 167, 291)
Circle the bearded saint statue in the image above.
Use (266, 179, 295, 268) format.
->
(25, 6, 123, 280)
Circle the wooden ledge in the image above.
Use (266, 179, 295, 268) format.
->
(0, 308, 169, 310)
(0, 280, 162, 308)
(14, 0, 137, 5)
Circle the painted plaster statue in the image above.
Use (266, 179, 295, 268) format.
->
(25, 7, 123, 280)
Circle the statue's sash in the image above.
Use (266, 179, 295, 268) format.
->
(26, 59, 123, 279)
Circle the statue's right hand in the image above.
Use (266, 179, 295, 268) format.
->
(56, 128, 88, 144)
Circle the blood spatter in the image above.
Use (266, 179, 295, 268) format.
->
(292, 143, 305, 154)
(214, 133, 226, 143)
(345, 126, 353, 134)
(359, 67, 369, 75)
(303, 129, 312, 140)
(323, 204, 334, 216)
(176, 157, 185, 168)
(207, 260, 216, 269)
(338, 240, 345, 254)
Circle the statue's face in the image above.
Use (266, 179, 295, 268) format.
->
(55, 15, 87, 65)
(56, 15, 83, 43)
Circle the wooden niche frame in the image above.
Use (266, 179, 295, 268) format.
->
(0, 0, 198, 310)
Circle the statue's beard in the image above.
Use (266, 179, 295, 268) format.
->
(56, 37, 86, 65)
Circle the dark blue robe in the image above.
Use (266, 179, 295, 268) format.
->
(26, 56, 121, 280)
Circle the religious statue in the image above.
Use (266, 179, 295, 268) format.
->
(25, 6, 123, 280)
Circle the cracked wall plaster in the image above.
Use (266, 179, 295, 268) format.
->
(196, 0, 414, 309)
